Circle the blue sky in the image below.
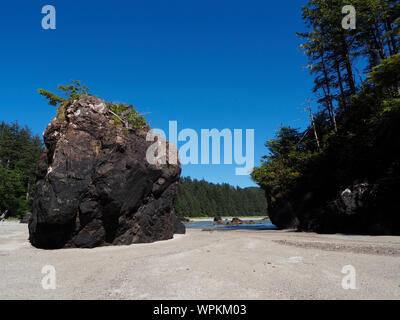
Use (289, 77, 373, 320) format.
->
(0, 0, 314, 187)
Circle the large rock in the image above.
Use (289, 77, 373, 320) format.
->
(300, 178, 400, 235)
(173, 216, 186, 234)
(264, 191, 299, 230)
(29, 95, 182, 249)
(268, 202, 299, 230)
(263, 177, 400, 235)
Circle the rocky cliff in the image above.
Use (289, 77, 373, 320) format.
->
(299, 178, 400, 235)
(29, 95, 184, 249)
(268, 178, 400, 235)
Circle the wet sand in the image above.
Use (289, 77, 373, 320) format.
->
(0, 221, 399, 300)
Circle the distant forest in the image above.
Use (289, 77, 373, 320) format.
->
(0, 122, 43, 218)
(174, 177, 268, 218)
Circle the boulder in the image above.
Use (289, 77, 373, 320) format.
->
(268, 200, 299, 230)
(246, 220, 261, 225)
(213, 216, 224, 225)
(29, 95, 181, 249)
(260, 190, 299, 230)
(227, 217, 244, 225)
(173, 216, 186, 234)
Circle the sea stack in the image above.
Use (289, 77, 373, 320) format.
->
(29, 95, 183, 249)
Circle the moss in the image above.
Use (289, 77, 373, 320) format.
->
(123, 128, 130, 135)
(56, 105, 66, 121)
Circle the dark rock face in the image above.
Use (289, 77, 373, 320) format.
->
(268, 204, 299, 230)
(20, 213, 32, 224)
(298, 178, 400, 235)
(29, 95, 181, 249)
(173, 216, 186, 234)
(331, 183, 370, 217)
(266, 192, 299, 230)
(322, 179, 400, 234)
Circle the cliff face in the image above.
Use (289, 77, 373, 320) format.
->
(267, 178, 400, 235)
(299, 178, 400, 235)
(29, 95, 183, 249)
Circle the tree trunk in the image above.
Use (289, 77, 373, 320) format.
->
(321, 56, 338, 132)
(340, 32, 356, 95)
(26, 181, 31, 201)
(0, 210, 9, 221)
(321, 85, 338, 133)
(384, 19, 398, 55)
(307, 100, 321, 152)
(335, 59, 347, 109)
(373, 22, 388, 60)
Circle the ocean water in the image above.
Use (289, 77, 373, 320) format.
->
(184, 219, 277, 231)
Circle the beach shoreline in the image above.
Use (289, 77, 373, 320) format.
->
(0, 222, 399, 300)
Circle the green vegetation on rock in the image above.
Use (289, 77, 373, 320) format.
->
(38, 80, 89, 107)
(38, 80, 147, 130)
(107, 103, 147, 130)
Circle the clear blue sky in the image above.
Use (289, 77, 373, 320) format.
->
(0, 0, 314, 188)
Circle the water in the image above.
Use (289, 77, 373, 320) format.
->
(184, 219, 277, 231)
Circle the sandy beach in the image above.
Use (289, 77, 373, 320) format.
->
(0, 221, 399, 300)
